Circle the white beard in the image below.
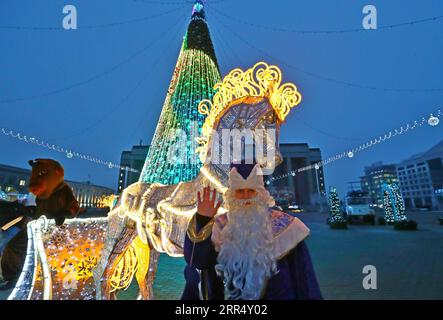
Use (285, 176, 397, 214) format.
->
(215, 190, 277, 300)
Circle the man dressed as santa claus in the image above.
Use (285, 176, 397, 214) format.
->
(181, 163, 323, 300)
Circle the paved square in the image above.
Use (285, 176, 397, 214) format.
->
(125, 211, 443, 300)
(1, 212, 442, 299)
(301, 211, 443, 299)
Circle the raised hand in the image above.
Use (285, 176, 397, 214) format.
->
(197, 186, 222, 218)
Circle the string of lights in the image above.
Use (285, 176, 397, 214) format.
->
(0, 12, 185, 104)
(132, 0, 232, 5)
(138, 4, 223, 185)
(0, 127, 139, 173)
(210, 18, 364, 143)
(210, 18, 247, 70)
(109, 16, 190, 143)
(49, 15, 188, 142)
(0, 5, 186, 31)
(212, 6, 443, 34)
(209, 18, 242, 72)
(213, 14, 443, 93)
(132, 0, 195, 5)
(129, 14, 213, 144)
(207, 18, 229, 70)
(294, 112, 364, 142)
(266, 109, 441, 184)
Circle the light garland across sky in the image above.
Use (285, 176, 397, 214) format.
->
(0, 5, 185, 31)
(0, 14, 187, 104)
(266, 109, 441, 184)
(213, 14, 443, 93)
(0, 127, 139, 173)
(213, 6, 443, 35)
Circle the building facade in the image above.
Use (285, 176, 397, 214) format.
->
(360, 162, 399, 206)
(68, 181, 114, 208)
(0, 163, 114, 208)
(268, 143, 326, 210)
(0, 164, 29, 194)
(117, 145, 150, 193)
(396, 140, 443, 210)
(117, 143, 326, 210)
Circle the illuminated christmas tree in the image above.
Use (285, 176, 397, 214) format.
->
(382, 188, 395, 224)
(382, 183, 407, 223)
(328, 187, 347, 228)
(382, 183, 416, 230)
(391, 183, 407, 222)
(139, 1, 221, 185)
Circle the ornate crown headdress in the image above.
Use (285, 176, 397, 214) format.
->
(196, 62, 302, 163)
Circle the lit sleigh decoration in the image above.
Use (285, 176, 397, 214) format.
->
(9, 216, 108, 300)
(9, 62, 302, 300)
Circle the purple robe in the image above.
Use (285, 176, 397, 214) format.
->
(181, 213, 323, 300)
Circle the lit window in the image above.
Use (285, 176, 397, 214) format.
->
(19, 179, 26, 186)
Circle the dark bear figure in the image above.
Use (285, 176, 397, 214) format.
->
(0, 159, 79, 289)
(27, 159, 79, 226)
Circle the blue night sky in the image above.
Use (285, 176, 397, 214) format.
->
(0, 0, 442, 197)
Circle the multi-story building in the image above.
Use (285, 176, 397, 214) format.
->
(396, 140, 443, 210)
(360, 162, 399, 206)
(117, 143, 326, 210)
(0, 164, 29, 194)
(117, 144, 150, 193)
(0, 163, 114, 208)
(68, 181, 114, 208)
(266, 143, 326, 210)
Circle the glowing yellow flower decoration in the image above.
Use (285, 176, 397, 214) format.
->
(196, 62, 302, 163)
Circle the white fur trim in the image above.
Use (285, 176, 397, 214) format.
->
(211, 212, 310, 258)
(274, 216, 310, 259)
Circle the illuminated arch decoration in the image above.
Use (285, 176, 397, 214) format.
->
(196, 62, 302, 163)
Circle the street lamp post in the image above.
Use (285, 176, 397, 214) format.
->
(315, 167, 324, 213)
